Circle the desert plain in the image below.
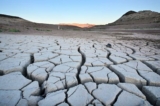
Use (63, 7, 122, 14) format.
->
(0, 29, 160, 106)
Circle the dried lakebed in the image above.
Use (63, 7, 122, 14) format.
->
(0, 34, 160, 106)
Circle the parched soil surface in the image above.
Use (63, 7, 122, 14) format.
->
(0, 31, 160, 106)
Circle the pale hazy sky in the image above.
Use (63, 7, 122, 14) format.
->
(0, 0, 160, 25)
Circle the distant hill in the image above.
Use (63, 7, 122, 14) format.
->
(111, 10, 160, 25)
(60, 23, 95, 28)
(92, 10, 160, 29)
(0, 14, 82, 32)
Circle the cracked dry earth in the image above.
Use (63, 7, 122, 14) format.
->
(0, 34, 160, 106)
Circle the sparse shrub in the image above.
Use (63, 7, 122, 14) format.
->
(26, 27, 29, 29)
(9, 29, 20, 32)
(0, 29, 2, 32)
(36, 28, 39, 30)
(46, 29, 51, 31)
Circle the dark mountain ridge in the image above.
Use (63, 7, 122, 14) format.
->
(91, 10, 160, 29)
(0, 14, 21, 19)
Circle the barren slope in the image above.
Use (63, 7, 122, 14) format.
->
(92, 10, 160, 29)
(112, 10, 160, 25)
(0, 14, 82, 32)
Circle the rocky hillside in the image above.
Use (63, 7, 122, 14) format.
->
(111, 10, 160, 25)
(91, 10, 160, 30)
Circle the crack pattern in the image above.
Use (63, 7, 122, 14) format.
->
(0, 34, 160, 106)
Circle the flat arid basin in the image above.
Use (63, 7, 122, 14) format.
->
(0, 31, 160, 106)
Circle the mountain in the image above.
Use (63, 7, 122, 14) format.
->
(111, 10, 160, 25)
(59, 23, 95, 28)
(92, 10, 160, 29)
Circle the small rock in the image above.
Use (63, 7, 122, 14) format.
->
(106, 43, 112, 48)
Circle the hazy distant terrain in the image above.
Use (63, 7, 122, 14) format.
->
(59, 23, 95, 28)
(1, 10, 160, 34)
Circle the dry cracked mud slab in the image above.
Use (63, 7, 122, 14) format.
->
(49, 54, 82, 65)
(0, 72, 43, 106)
(0, 72, 31, 90)
(80, 66, 119, 84)
(129, 54, 155, 61)
(27, 49, 82, 94)
(27, 61, 55, 84)
(106, 43, 133, 54)
(34, 52, 59, 62)
(142, 86, 160, 106)
(124, 61, 160, 86)
(53, 49, 81, 56)
(37, 83, 152, 106)
(144, 61, 160, 75)
(80, 48, 113, 66)
(109, 52, 132, 64)
(0, 34, 160, 106)
(84, 57, 113, 67)
(110, 60, 160, 88)
(42, 66, 79, 94)
(0, 52, 16, 61)
(0, 53, 31, 75)
(114, 91, 151, 106)
(0, 90, 21, 106)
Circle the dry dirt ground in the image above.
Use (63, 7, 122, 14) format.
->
(0, 30, 160, 106)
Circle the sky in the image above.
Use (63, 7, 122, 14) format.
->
(0, 0, 160, 25)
